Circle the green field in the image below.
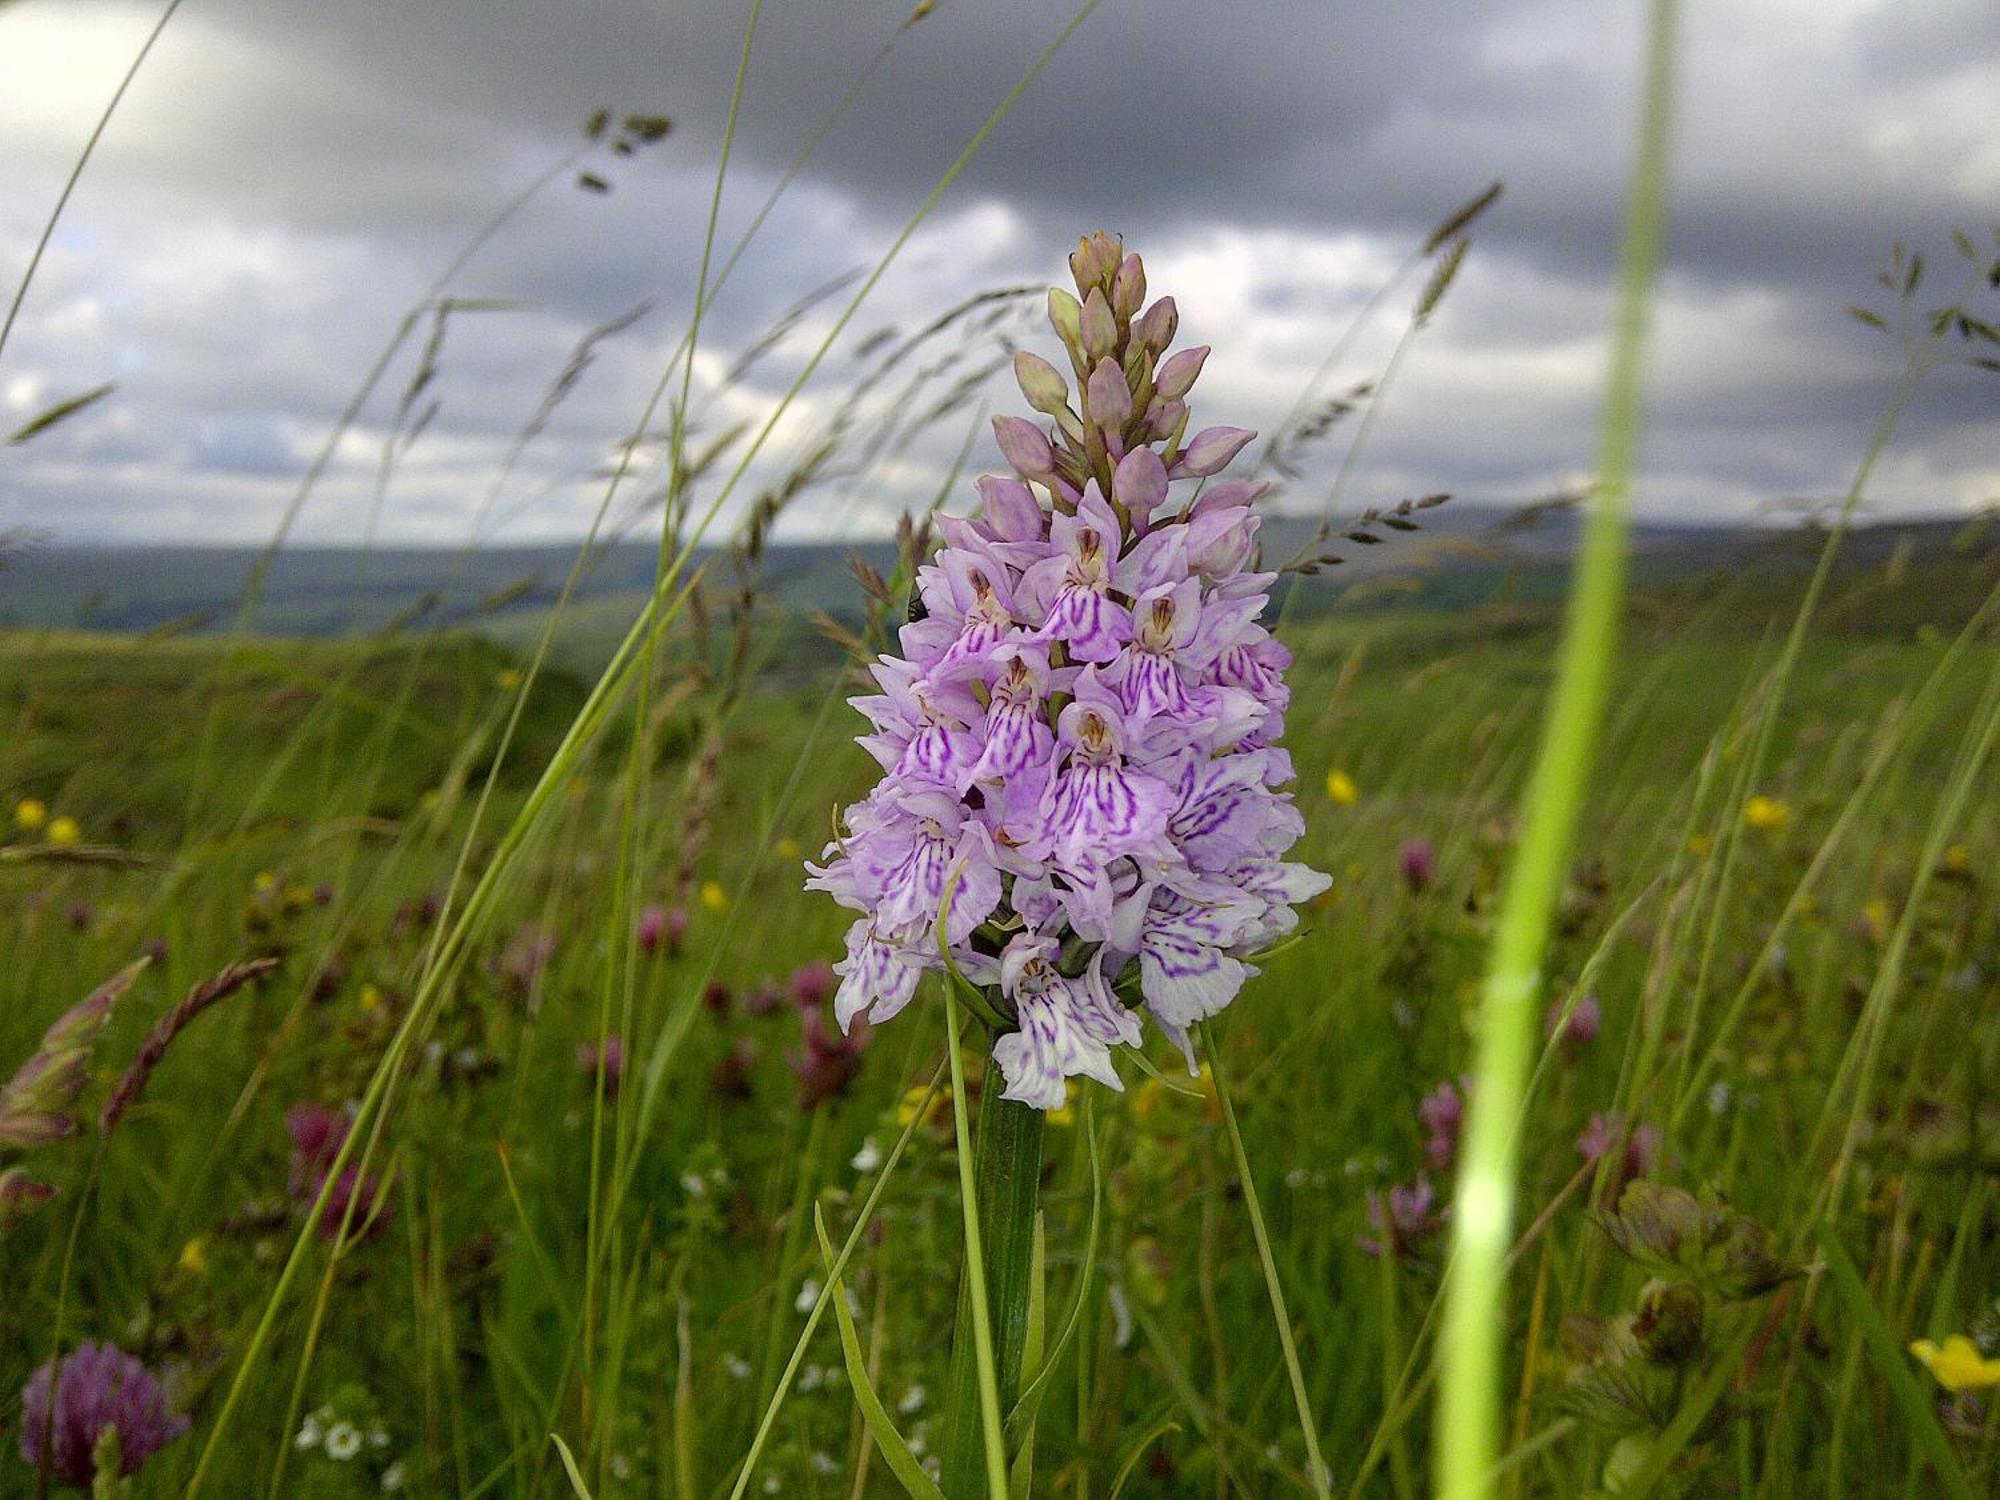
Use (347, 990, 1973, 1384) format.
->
(3, 541, 1995, 1498)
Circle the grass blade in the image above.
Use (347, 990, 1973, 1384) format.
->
(813, 1207, 947, 1500)
(1433, 4, 1681, 1495)
(1202, 1025, 1331, 1497)
(941, 992, 1012, 1500)
(1815, 1227, 1979, 1500)
(550, 1433, 596, 1499)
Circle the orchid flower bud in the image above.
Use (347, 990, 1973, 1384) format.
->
(1085, 357, 1132, 435)
(1169, 425, 1255, 479)
(1013, 350, 1071, 418)
(1153, 344, 1208, 402)
(1111, 253, 1146, 321)
(1111, 446, 1168, 518)
(1070, 232, 1118, 294)
(1136, 296, 1178, 355)
(1080, 287, 1117, 363)
(1148, 398, 1188, 442)
(1047, 288, 1086, 369)
(991, 415, 1055, 478)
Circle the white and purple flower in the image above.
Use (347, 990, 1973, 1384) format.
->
(808, 232, 1329, 1110)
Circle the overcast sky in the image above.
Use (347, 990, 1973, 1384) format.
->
(0, 0, 1995, 547)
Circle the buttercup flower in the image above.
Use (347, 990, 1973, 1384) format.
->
(807, 234, 1328, 1110)
(13, 798, 48, 834)
(46, 815, 81, 847)
(1324, 769, 1358, 806)
(1742, 795, 1790, 833)
(1909, 1334, 2000, 1392)
(19, 1342, 189, 1488)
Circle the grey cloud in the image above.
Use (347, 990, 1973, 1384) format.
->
(0, 0, 1995, 545)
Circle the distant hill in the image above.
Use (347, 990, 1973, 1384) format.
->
(0, 511, 1986, 655)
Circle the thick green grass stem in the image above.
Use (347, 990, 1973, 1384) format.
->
(939, 1002, 1036, 1500)
(1433, 4, 1680, 1497)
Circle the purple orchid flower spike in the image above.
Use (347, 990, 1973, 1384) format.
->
(806, 235, 1329, 1110)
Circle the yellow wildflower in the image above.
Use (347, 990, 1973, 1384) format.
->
(358, 983, 384, 1014)
(1685, 831, 1712, 857)
(14, 797, 48, 833)
(178, 1237, 210, 1276)
(252, 870, 278, 894)
(1325, 768, 1358, 806)
(1909, 1334, 2000, 1392)
(774, 836, 800, 861)
(1742, 795, 1790, 833)
(1941, 844, 1971, 877)
(496, 667, 523, 691)
(46, 815, 81, 847)
(896, 1081, 952, 1129)
(699, 880, 728, 913)
(1862, 897, 1893, 942)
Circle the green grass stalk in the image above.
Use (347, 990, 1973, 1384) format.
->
(1432, 4, 1680, 1495)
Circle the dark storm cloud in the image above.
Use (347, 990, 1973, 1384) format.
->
(0, 0, 1995, 544)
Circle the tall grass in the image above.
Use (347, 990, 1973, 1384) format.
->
(3, 3, 1998, 1498)
(1435, 2, 1681, 1493)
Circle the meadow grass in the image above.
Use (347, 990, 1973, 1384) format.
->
(5, 2, 1999, 1494)
(2, 541, 1995, 1496)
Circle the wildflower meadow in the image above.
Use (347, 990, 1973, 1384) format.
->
(3, 2, 1998, 1497)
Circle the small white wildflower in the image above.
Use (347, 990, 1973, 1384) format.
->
(794, 1278, 821, 1314)
(763, 1475, 782, 1495)
(681, 1173, 708, 1197)
(380, 1460, 406, 1492)
(810, 1451, 839, 1475)
(294, 1415, 323, 1450)
(369, 1427, 389, 1450)
(325, 1422, 363, 1462)
(921, 1454, 941, 1480)
(797, 1364, 826, 1394)
(1707, 1081, 1732, 1116)
(897, 1383, 926, 1416)
(1284, 1167, 1307, 1189)
(850, 1137, 883, 1174)
(724, 1353, 751, 1381)
(610, 1453, 634, 1480)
